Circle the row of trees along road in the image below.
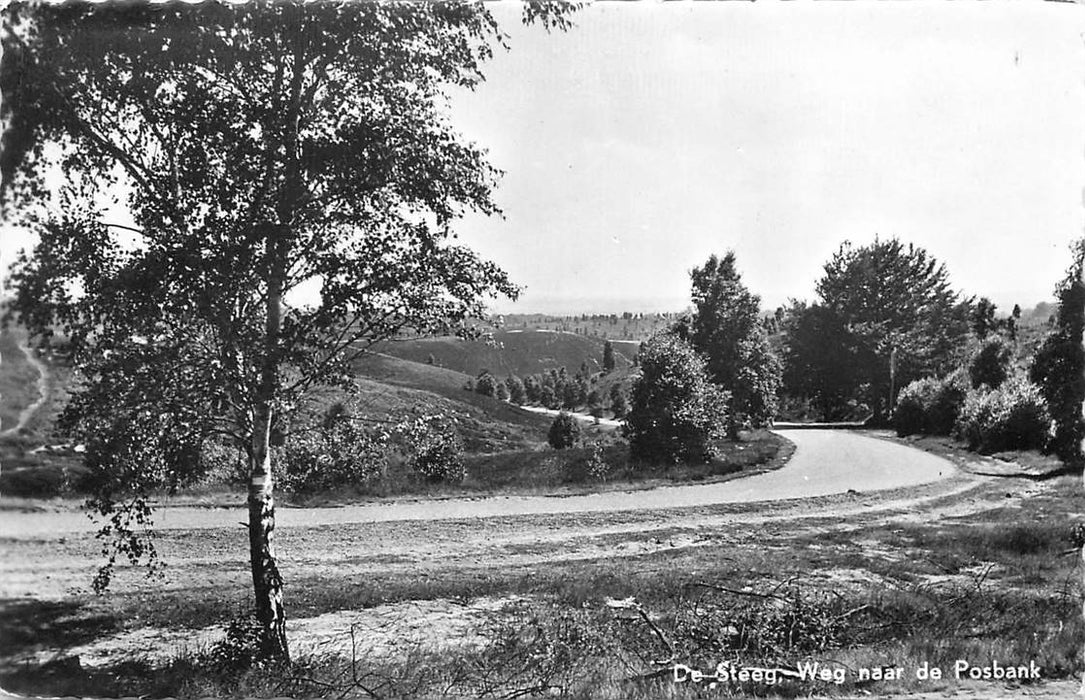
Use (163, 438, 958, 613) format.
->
(1, 2, 575, 661)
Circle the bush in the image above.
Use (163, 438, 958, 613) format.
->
(277, 416, 386, 496)
(609, 385, 628, 419)
(475, 372, 498, 398)
(954, 376, 1051, 454)
(585, 442, 609, 481)
(625, 331, 728, 465)
(0, 465, 70, 498)
(969, 335, 1012, 389)
(894, 369, 968, 437)
(894, 377, 938, 437)
(505, 375, 527, 405)
(207, 613, 264, 674)
(200, 439, 248, 484)
(548, 412, 580, 450)
(540, 386, 559, 410)
(398, 417, 466, 483)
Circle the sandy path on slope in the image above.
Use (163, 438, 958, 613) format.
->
(0, 340, 50, 436)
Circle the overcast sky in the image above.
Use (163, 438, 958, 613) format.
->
(2, 3, 1082, 317)
(449, 2, 1085, 314)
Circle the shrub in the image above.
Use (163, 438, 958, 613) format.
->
(505, 375, 527, 405)
(277, 415, 386, 496)
(475, 372, 498, 398)
(548, 412, 580, 450)
(969, 335, 1012, 389)
(200, 439, 248, 484)
(398, 417, 466, 483)
(894, 369, 968, 437)
(954, 376, 1051, 454)
(625, 331, 728, 465)
(585, 441, 609, 481)
(539, 386, 559, 410)
(0, 465, 70, 498)
(609, 385, 628, 419)
(894, 377, 938, 437)
(207, 613, 265, 674)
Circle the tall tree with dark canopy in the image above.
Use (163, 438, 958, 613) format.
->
(1030, 241, 1085, 466)
(781, 301, 857, 421)
(971, 297, 999, 339)
(812, 238, 970, 421)
(684, 252, 781, 438)
(602, 339, 615, 372)
(1, 1, 574, 660)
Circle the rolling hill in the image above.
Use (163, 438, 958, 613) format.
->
(373, 329, 639, 380)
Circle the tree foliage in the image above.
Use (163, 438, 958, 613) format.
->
(1029, 242, 1085, 465)
(781, 302, 857, 421)
(893, 369, 968, 438)
(602, 339, 615, 372)
(1, 0, 575, 659)
(505, 375, 526, 405)
(609, 384, 628, 419)
(969, 335, 1012, 390)
(475, 371, 499, 398)
(547, 411, 580, 450)
(954, 375, 1051, 455)
(625, 331, 728, 465)
(684, 252, 781, 438)
(787, 238, 970, 421)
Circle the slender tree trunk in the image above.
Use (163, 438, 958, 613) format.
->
(248, 410, 288, 661)
(248, 226, 290, 661)
(247, 34, 304, 661)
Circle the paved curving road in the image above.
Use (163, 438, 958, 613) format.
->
(0, 430, 953, 539)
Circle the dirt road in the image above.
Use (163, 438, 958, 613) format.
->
(0, 429, 952, 539)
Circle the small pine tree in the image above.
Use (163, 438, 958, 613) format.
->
(505, 375, 527, 405)
(540, 385, 559, 410)
(475, 372, 498, 398)
(548, 412, 580, 449)
(602, 340, 616, 372)
(969, 335, 1012, 389)
(609, 384, 629, 419)
(971, 297, 998, 339)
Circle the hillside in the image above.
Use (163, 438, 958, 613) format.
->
(501, 312, 679, 342)
(347, 352, 553, 451)
(0, 331, 559, 497)
(374, 329, 638, 380)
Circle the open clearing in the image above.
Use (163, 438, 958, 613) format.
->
(1, 431, 1081, 698)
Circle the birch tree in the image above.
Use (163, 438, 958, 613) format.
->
(1, 0, 573, 660)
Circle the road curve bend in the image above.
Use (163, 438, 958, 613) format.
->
(0, 430, 953, 539)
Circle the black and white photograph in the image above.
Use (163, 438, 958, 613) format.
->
(1, 1, 1084, 698)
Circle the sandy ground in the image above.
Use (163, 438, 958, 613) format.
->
(0, 429, 953, 538)
(1, 430, 1073, 698)
(518, 404, 625, 427)
(0, 340, 49, 437)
